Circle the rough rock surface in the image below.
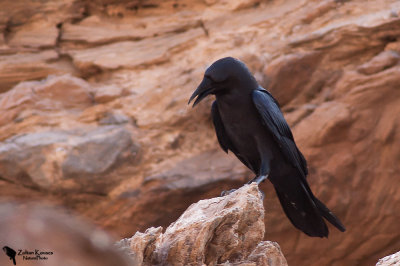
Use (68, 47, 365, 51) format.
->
(1, 0, 400, 265)
(376, 251, 400, 266)
(0, 125, 139, 192)
(117, 184, 287, 266)
(0, 202, 132, 266)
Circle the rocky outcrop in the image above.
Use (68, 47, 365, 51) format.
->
(0, 125, 139, 192)
(117, 183, 287, 266)
(1, 0, 400, 265)
(376, 251, 400, 266)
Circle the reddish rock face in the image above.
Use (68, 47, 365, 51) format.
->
(1, 0, 400, 265)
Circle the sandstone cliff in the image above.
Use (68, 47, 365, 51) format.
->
(1, 0, 400, 265)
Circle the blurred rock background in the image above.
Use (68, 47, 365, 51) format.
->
(0, 0, 399, 265)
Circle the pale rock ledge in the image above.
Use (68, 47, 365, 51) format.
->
(117, 183, 288, 266)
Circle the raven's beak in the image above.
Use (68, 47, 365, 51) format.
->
(188, 77, 214, 107)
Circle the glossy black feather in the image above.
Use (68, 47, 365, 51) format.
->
(211, 101, 232, 154)
(211, 101, 255, 173)
(252, 88, 308, 176)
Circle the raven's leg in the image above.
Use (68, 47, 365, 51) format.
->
(247, 174, 269, 184)
(253, 174, 269, 184)
(254, 138, 271, 185)
(221, 175, 267, 197)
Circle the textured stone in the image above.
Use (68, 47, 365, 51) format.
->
(245, 241, 288, 266)
(127, 227, 162, 265)
(300, 0, 337, 24)
(94, 85, 125, 103)
(154, 184, 264, 265)
(0, 74, 93, 127)
(0, 125, 139, 192)
(376, 251, 400, 266)
(263, 52, 323, 106)
(66, 28, 205, 73)
(8, 20, 59, 48)
(0, 51, 77, 93)
(357, 50, 400, 75)
(62, 14, 201, 45)
(118, 184, 287, 266)
(220, 0, 261, 11)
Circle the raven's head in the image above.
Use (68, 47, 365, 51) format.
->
(188, 57, 257, 107)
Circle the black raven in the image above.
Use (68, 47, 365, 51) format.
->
(2, 246, 16, 265)
(189, 57, 345, 237)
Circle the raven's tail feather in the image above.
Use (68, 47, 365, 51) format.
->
(275, 187, 329, 237)
(313, 197, 346, 232)
(274, 183, 346, 237)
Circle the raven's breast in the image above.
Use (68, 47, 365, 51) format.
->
(216, 98, 274, 174)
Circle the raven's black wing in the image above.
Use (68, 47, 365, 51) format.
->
(252, 88, 346, 235)
(211, 101, 255, 172)
(252, 88, 308, 177)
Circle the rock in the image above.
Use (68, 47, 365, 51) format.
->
(0, 202, 132, 266)
(98, 111, 132, 125)
(0, 125, 139, 192)
(245, 241, 289, 266)
(300, 0, 337, 24)
(203, 0, 261, 11)
(294, 101, 352, 147)
(118, 184, 287, 266)
(66, 28, 205, 73)
(357, 50, 400, 75)
(376, 251, 400, 266)
(224, 0, 261, 11)
(154, 183, 265, 265)
(0, 0, 79, 28)
(7, 19, 59, 48)
(32, 74, 93, 109)
(116, 227, 163, 265)
(0, 74, 93, 127)
(61, 14, 201, 45)
(0, 51, 77, 93)
(94, 85, 125, 103)
(61, 126, 138, 179)
(263, 52, 323, 106)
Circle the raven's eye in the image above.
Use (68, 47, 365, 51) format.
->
(204, 74, 215, 82)
(205, 74, 226, 83)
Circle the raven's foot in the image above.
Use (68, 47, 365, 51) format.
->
(220, 189, 237, 197)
